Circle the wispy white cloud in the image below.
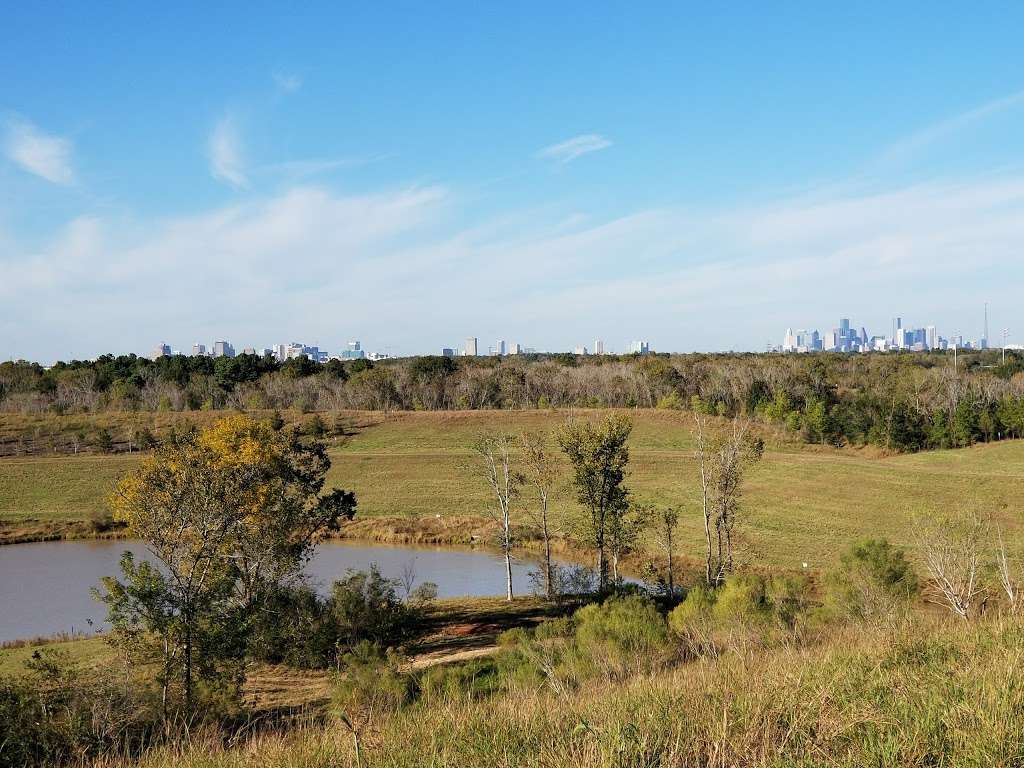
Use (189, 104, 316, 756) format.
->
(536, 134, 612, 164)
(5, 174, 1024, 360)
(874, 88, 1024, 168)
(259, 153, 394, 182)
(208, 115, 248, 189)
(272, 72, 303, 94)
(3, 119, 75, 185)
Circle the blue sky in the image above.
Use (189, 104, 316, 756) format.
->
(3, 2, 1024, 360)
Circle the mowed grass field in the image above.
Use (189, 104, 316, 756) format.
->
(1, 409, 1023, 566)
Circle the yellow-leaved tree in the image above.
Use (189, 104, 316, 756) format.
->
(100, 414, 355, 721)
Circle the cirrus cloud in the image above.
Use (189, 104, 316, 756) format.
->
(3, 118, 75, 185)
(536, 134, 612, 164)
(208, 115, 248, 189)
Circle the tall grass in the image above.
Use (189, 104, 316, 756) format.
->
(92, 615, 1024, 768)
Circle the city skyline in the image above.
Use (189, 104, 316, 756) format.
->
(4, 6, 1024, 361)
(9, 302, 1019, 364)
(74, 306, 1018, 367)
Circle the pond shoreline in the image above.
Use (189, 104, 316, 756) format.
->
(0, 513, 573, 554)
(0, 537, 578, 644)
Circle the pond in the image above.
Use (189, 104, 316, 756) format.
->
(0, 539, 557, 643)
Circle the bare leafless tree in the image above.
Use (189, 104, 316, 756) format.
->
(653, 505, 680, 597)
(996, 524, 1021, 615)
(693, 413, 764, 586)
(608, 504, 644, 586)
(916, 511, 988, 621)
(520, 430, 559, 599)
(472, 432, 521, 601)
(399, 558, 418, 602)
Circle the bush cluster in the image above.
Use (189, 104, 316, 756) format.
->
(250, 565, 432, 669)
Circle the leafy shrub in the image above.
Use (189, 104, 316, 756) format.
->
(418, 657, 502, 704)
(333, 642, 411, 721)
(0, 677, 70, 768)
(91, 427, 114, 453)
(827, 539, 918, 620)
(0, 648, 161, 768)
(767, 575, 813, 629)
(712, 574, 771, 625)
(655, 391, 684, 410)
(408, 582, 439, 605)
(573, 596, 669, 678)
(248, 584, 339, 669)
(268, 410, 285, 430)
(304, 414, 326, 437)
(329, 566, 413, 650)
(133, 427, 157, 450)
(668, 584, 717, 636)
(533, 616, 576, 641)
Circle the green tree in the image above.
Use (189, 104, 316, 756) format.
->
(280, 355, 319, 379)
(101, 415, 356, 718)
(951, 400, 980, 447)
(802, 398, 829, 444)
(556, 414, 632, 592)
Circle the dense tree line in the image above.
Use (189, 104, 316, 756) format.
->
(3, 350, 1024, 452)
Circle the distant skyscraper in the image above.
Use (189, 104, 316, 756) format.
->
(464, 337, 478, 356)
(213, 341, 234, 358)
(152, 342, 171, 359)
(574, 345, 588, 355)
(340, 341, 365, 360)
(441, 347, 455, 357)
(594, 340, 605, 355)
(192, 343, 207, 357)
(926, 326, 938, 350)
(839, 318, 850, 339)
(630, 340, 650, 354)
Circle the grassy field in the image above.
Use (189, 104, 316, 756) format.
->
(2, 409, 1023, 564)
(84, 615, 1024, 768)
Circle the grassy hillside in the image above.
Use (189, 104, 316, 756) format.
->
(2, 409, 1023, 564)
(86, 616, 1024, 768)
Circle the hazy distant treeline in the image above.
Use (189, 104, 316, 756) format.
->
(3, 350, 1024, 452)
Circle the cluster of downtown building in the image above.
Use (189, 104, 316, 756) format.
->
(151, 340, 386, 362)
(153, 338, 653, 362)
(442, 338, 651, 357)
(780, 317, 986, 354)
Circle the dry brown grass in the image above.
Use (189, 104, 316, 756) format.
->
(85, 615, 1024, 768)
